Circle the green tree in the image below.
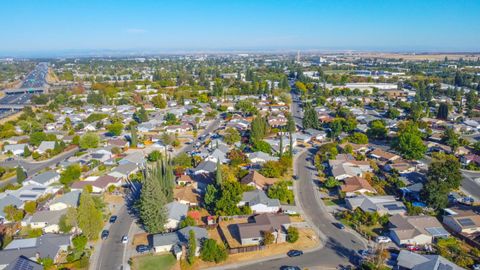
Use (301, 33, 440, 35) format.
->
(188, 230, 196, 264)
(134, 106, 149, 123)
(23, 145, 31, 157)
(437, 103, 449, 120)
(442, 127, 460, 152)
(367, 120, 387, 140)
(223, 127, 241, 145)
(79, 132, 99, 149)
(393, 123, 426, 160)
(77, 191, 103, 240)
(235, 99, 257, 116)
(16, 166, 26, 184)
(422, 153, 461, 209)
(72, 234, 88, 251)
(386, 107, 400, 119)
(179, 216, 196, 228)
(130, 124, 138, 147)
(250, 116, 269, 142)
(302, 103, 320, 130)
(107, 122, 124, 136)
(267, 181, 294, 204)
(151, 95, 167, 108)
(60, 164, 82, 185)
(200, 239, 228, 263)
(324, 177, 340, 188)
(24, 201, 37, 215)
(3, 205, 24, 222)
(215, 160, 222, 186)
(204, 184, 218, 213)
(263, 231, 275, 245)
(287, 226, 299, 243)
(139, 166, 168, 233)
(348, 132, 369, 144)
(147, 150, 162, 162)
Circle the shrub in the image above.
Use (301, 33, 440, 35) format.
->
(287, 226, 299, 243)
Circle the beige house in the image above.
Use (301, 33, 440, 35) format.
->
(443, 206, 480, 235)
(389, 214, 449, 246)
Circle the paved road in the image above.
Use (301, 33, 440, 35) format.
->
(224, 149, 366, 270)
(0, 147, 79, 187)
(460, 171, 480, 200)
(93, 118, 224, 270)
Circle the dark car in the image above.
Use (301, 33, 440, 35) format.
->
(109, 215, 118, 223)
(136, 245, 151, 254)
(287, 250, 304, 257)
(280, 266, 301, 270)
(334, 222, 346, 229)
(101, 230, 109, 240)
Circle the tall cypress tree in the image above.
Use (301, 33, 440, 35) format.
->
(130, 125, 138, 148)
(77, 191, 103, 240)
(215, 160, 222, 186)
(139, 166, 168, 233)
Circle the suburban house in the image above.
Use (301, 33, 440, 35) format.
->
(368, 148, 400, 163)
(340, 176, 376, 197)
(37, 141, 56, 154)
(345, 195, 407, 215)
(0, 194, 24, 222)
(192, 160, 217, 175)
(236, 213, 291, 246)
(24, 171, 60, 186)
(165, 201, 189, 230)
(21, 209, 68, 233)
(108, 162, 139, 180)
(152, 226, 208, 260)
(173, 186, 200, 206)
(329, 156, 373, 180)
(395, 250, 464, 270)
(48, 190, 81, 211)
(240, 171, 277, 190)
(3, 144, 27, 156)
(176, 174, 194, 186)
(118, 151, 145, 167)
(389, 214, 450, 246)
(238, 190, 280, 213)
(71, 175, 122, 193)
(443, 206, 480, 235)
(248, 151, 278, 164)
(0, 234, 71, 269)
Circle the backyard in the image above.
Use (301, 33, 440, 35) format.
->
(131, 254, 177, 270)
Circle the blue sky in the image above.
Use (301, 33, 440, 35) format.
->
(1, 0, 479, 54)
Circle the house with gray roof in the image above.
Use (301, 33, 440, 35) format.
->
(0, 234, 71, 269)
(3, 144, 27, 156)
(37, 141, 56, 154)
(165, 201, 188, 230)
(4, 255, 42, 270)
(108, 162, 139, 180)
(118, 152, 145, 167)
(205, 148, 228, 164)
(248, 151, 278, 164)
(24, 171, 60, 186)
(396, 250, 464, 270)
(346, 195, 407, 215)
(0, 194, 24, 222)
(236, 213, 291, 246)
(389, 214, 449, 246)
(192, 160, 217, 175)
(48, 190, 81, 211)
(152, 226, 208, 259)
(238, 190, 280, 214)
(22, 209, 67, 233)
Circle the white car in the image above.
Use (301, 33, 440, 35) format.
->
(375, 236, 391, 243)
(121, 235, 129, 244)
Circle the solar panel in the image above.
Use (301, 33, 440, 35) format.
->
(425, 227, 450, 237)
(384, 204, 403, 211)
(458, 218, 475, 227)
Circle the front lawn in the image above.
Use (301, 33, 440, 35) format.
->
(132, 254, 177, 270)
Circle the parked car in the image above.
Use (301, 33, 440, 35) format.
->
(121, 235, 128, 244)
(405, 245, 420, 252)
(287, 250, 303, 257)
(136, 245, 151, 253)
(334, 222, 346, 230)
(280, 266, 301, 270)
(101, 230, 109, 240)
(375, 236, 391, 243)
(284, 210, 298, 215)
(109, 215, 118, 223)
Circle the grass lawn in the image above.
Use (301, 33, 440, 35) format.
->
(132, 254, 177, 270)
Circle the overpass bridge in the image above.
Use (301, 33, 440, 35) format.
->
(4, 87, 45, 94)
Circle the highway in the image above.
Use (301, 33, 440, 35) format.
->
(93, 117, 224, 270)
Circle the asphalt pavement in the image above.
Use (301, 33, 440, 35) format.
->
(0, 147, 79, 188)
